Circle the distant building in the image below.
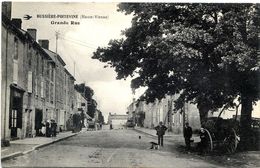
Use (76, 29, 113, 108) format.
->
(108, 113, 128, 129)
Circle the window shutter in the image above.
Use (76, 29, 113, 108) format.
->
(13, 60, 18, 84)
(35, 77, 38, 96)
(28, 71, 32, 93)
(41, 77, 44, 98)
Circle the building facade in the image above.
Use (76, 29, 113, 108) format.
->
(127, 95, 201, 134)
(1, 3, 78, 145)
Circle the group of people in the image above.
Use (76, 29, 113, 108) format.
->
(39, 120, 58, 137)
(154, 121, 208, 154)
(184, 122, 208, 154)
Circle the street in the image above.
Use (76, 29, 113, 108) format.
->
(2, 128, 228, 168)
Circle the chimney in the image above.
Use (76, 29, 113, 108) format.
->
(2, 2, 12, 20)
(38, 40, 49, 50)
(11, 19, 22, 29)
(27, 29, 37, 40)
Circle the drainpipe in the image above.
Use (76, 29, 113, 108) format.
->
(3, 27, 9, 143)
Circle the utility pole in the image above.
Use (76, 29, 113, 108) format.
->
(55, 31, 60, 54)
(73, 61, 75, 77)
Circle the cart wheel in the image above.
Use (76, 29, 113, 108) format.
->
(204, 128, 213, 152)
(224, 128, 238, 154)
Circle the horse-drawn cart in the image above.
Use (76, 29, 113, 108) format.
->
(202, 117, 240, 154)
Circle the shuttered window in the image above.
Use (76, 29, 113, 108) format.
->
(35, 77, 38, 96)
(50, 83, 54, 104)
(28, 71, 32, 93)
(14, 38, 18, 60)
(13, 60, 18, 84)
(41, 78, 44, 98)
(46, 81, 49, 102)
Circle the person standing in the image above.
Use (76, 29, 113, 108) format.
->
(184, 122, 193, 150)
(155, 121, 168, 147)
(199, 127, 207, 155)
(46, 120, 51, 137)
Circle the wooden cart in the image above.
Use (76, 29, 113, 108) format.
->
(202, 117, 240, 154)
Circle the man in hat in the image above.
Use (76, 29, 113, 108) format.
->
(155, 121, 168, 147)
(184, 122, 193, 150)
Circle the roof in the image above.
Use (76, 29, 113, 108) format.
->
(2, 14, 54, 63)
(43, 48, 56, 62)
(64, 68, 76, 81)
(43, 49, 67, 67)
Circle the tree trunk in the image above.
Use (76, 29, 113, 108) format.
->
(197, 103, 210, 127)
(239, 94, 253, 150)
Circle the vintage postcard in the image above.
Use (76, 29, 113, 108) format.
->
(1, 1, 260, 168)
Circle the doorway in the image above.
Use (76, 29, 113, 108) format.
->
(9, 89, 23, 139)
(35, 109, 43, 136)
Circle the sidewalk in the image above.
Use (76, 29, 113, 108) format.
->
(1, 129, 85, 161)
(134, 127, 200, 142)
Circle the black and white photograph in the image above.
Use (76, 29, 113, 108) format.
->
(1, 1, 260, 168)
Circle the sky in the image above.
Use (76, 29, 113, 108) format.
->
(11, 2, 259, 120)
(12, 2, 146, 121)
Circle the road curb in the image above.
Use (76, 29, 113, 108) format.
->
(1, 133, 78, 161)
(1, 151, 23, 161)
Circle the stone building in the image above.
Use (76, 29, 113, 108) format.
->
(41, 44, 77, 131)
(108, 113, 128, 129)
(63, 69, 76, 130)
(126, 99, 137, 123)
(1, 2, 78, 145)
(128, 95, 201, 134)
(1, 10, 56, 142)
(74, 88, 88, 125)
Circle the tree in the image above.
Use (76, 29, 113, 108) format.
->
(75, 83, 97, 118)
(97, 110, 105, 124)
(87, 99, 97, 118)
(93, 3, 259, 149)
(74, 83, 94, 101)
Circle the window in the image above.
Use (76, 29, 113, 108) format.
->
(11, 109, 17, 127)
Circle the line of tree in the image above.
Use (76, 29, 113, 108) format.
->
(93, 3, 260, 150)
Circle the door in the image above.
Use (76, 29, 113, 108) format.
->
(9, 93, 23, 138)
(35, 109, 43, 136)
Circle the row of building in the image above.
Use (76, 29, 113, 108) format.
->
(127, 93, 260, 134)
(127, 95, 201, 134)
(1, 3, 90, 145)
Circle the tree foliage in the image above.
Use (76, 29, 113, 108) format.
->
(87, 99, 97, 118)
(75, 83, 97, 118)
(93, 3, 259, 149)
(75, 83, 94, 101)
